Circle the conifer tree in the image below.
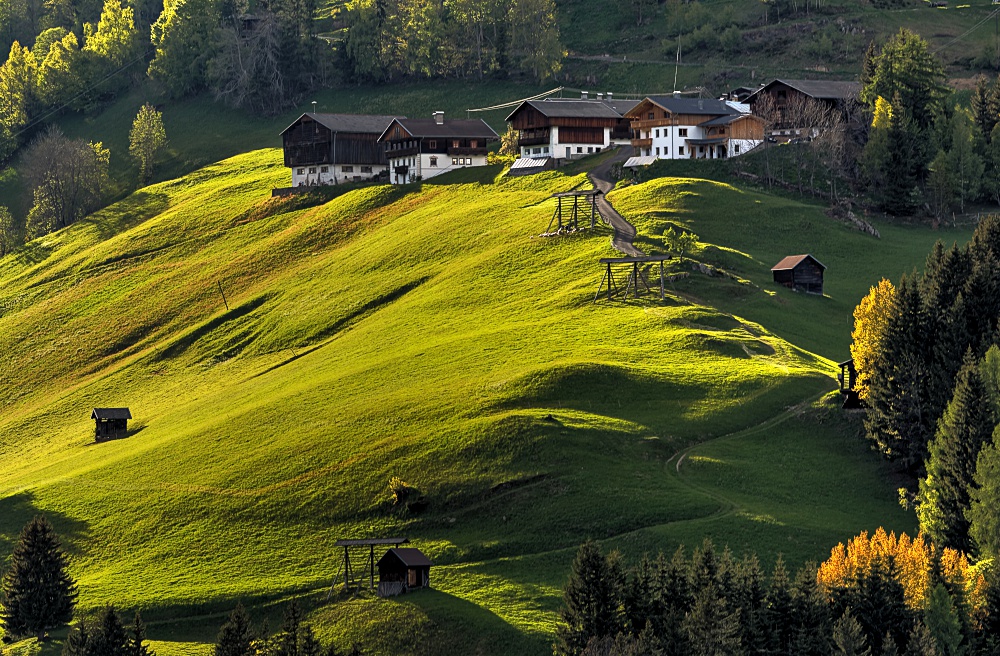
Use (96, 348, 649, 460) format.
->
(130, 612, 151, 656)
(732, 553, 768, 655)
(763, 556, 793, 654)
(842, 556, 913, 650)
(789, 564, 832, 656)
(681, 584, 742, 656)
(924, 584, 963, 656)
(904, 622, 937, 656)
(1, 516, 77, 639)
(649, 546, 691, 654)
(88, 606, 132, 656)
(917, 351, 996, 551)
(969, 432, 1000, 557)
(215, 603, 255, 656)
(881, 632, 900, 656)
(833, 610, 872, 656)
(554, 540, 626, 656)
(64, 619, 90, 656)
(971, 75, 995, 140)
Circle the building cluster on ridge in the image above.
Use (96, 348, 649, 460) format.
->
(278, 79, 861, 188)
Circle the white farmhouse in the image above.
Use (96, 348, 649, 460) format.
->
(624, 96, 764, 160)
(280, 113, 401, 187)
(377, 113, 499, 184)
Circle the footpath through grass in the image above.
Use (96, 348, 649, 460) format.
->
(0, 152, 963, 654)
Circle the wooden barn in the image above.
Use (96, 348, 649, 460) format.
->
(376, 547, 432, 597)
(92, 407, 131, 441)
(771, 254, 825, 295)
(745, 79, 861, 138)
(504, 94, 638, 163)
(280, 113, 401, 188)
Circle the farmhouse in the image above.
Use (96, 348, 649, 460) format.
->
(280, 113, 400, 187)
(377, 547, 432, 597)
(771, 254, 826, 295)
(625, 96, 764, 160)
(745, 79, 861, 139)
(92, 407, 131, 441)
(378, 113, 498, 184)
(505, 93, 638, 164)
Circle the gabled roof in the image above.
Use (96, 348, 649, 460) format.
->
(280, 113, 401, 136)
(771, 254, 826, 271)
(378, 118, 498, 142)
(629, 96, 738, 118)
(92, 408, 132, 420)
(698, 114, 763, 127)
(378, 547, 433, 567)
(505, 99, 622, 121)
(747, 79, 861, 103)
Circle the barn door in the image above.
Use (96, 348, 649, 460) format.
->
(408, 568, 418, 587)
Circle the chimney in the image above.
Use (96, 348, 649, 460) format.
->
(673, 90, 681, 98)
(597, 93, 604, 100)
(606, 92, 613, 101)
(581, 90, 589, 100)
(698, 99, 704, 110)
(432, 111, 444, 124)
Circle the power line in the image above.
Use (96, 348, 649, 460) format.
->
(931, 7, 1000, 54)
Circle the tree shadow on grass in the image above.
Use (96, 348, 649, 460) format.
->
(0, 492, 90, 559)
(79, 192, 170, 242)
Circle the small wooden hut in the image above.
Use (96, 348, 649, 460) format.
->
(838, 359, 863, 409)
(377, 547, 432, 597)
(771, 254, 825, 295)
(92, 408, 131, 441)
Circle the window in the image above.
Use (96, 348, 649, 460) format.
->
(452, 140, 460, 148)
(577, 147, 583, 153)
(470, 140, 478, 148)
(678, 128, 688, 137)
(452, 158, 458, 165)
(654, 129, 659, 138)
(533, 147, 541, 154)
(430, 156, 438, 166)
(698, 147, 704, 153)
(429, 140, 437, 149)
(734, 145, 741, 153)
(296, 168, 304, 174)
(655, 147, 660, 156)
(719, 128, 726, 135)
(678, 147, 685, 155)
(320, 166, 328, 173)
(648, 112, 654, 120)
(587, 147, 593, 153)
(361, 166, 372, 173)
(664, 147, 669, 155)
(308, 167, 316, 173)
(543, 147, 549, 153)
(342, 166, 354, 173)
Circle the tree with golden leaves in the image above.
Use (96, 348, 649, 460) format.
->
(850, 278, 896, 401)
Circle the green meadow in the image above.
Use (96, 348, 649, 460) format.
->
(0, 149, 975, 654)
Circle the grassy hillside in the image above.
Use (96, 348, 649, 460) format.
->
(0, 150, 972, 654)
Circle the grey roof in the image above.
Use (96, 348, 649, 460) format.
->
(749, 79, 861, 102)
(505, 99, 624, 121)
(642, 97, 738, 116)
(379, 118, 498, 141)
(280, 113, 401, 136)
(605, 99, 640, 115)
(698, 114, 757, 127)
(378, 547, 433, 567)
(771, 254, 827, 271)
(92, 408, 131, 420)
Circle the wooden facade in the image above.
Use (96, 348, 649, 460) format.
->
(838, 359, 863, 409)
(746, 79, 861, 132)
(92, 407, 131, 441)
(505, 98, 638, 162)
(626, 96, 762, 160)
(378, 114, 498, 184)
(377, 548, 432, 597)
(771, 254, 826, 295)
(280, 113, 399, 187)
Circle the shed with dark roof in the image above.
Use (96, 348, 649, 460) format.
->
(92, 408, 131, 441)
(377, 547, 433, 596)
(771, 254, 826, 295)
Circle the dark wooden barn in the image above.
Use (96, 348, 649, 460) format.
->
(280, 113, 402, 187)
(92, 408, 131, 441)
(376, 547, 432, 597)
(771, 254, 825, 295)
(838, 359, 863, 409)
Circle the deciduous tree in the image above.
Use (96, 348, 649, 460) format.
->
(129, 102, 166, 183)
(851, 278, 896, 401)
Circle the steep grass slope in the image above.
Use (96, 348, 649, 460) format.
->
(0, 151, 969, 654)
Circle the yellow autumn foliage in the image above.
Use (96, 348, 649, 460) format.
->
(817, 528, 986, 614)
(850, 278, 895, 401)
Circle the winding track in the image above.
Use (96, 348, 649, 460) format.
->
(587, 149, 645, 257)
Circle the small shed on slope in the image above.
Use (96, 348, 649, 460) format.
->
(771, 254, 825, 295)
(92, 408, 131, 441)
(377, 547, 432, 597)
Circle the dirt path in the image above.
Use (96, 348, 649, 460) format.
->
(588, 149, 645, 257)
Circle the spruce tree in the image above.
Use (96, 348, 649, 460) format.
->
(274, 601, 304, 656)
(917, 351, 996, 551)
(841, 556, 913, 650)
(63, 620, 90, 656)
(971, 75, 995, 140)
(923, 584, 963, 656)
(215, 603, 256, 656)
(763, 556, 793, 655)
(833, 610, 872, 656)
(1, 516, 77, 639)
(554, 540, 626, 656)
(788, 564, 832, 656)
(88, 606, 132, 656)
(130, 612, 152, 656)
(903, 622, 937, 656)
(681, 584, 742, 656)
(881, 632, 899, 656)
(649, 546, 691, 654)
(732, 553, 768, 655)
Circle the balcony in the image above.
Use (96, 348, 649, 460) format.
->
(630, 119, 675, 130)
(387, 145, 419, 158)
(632, 138, 652, 148)
(519, 135, 551, 147)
